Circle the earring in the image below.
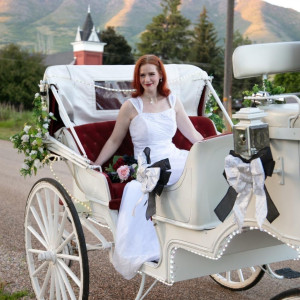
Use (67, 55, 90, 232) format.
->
(159, 78, 162, 82)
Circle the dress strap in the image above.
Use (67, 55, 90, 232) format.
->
(129, 98, 142, 114)
(168, 93, 177, 108)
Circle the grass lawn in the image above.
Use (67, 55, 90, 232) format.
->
(0, 280, 31, 299)
(0, 109, 33, 140)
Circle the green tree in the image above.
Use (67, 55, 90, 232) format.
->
(100, 27, 134, 65)
(189, 6, 223, 91)
(137, 0, 192, 62)
(0, 44, 45, 110)
(274, 72, 300, 93)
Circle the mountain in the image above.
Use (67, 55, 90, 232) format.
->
(0, 0, 299, 54)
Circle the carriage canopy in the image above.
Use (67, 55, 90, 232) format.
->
(43, 64, 210, 127)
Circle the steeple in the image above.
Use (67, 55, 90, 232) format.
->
(71, 6, 106, 65)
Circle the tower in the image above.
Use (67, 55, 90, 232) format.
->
(71, 6, 106, 65)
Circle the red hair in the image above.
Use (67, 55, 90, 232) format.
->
(131, 54, 170, 98)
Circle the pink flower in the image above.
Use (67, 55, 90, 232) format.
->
(117, 165, 130, 182)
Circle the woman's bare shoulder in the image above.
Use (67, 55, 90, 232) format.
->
(120, 98, 137, 119)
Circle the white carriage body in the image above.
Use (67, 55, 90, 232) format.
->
(41, 41, 300, 289)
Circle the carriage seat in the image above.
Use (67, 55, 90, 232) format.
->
(69, 116, 217, 210)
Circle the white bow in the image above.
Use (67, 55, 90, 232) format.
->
(132, 153, 161, 216)
(225, 154, 267, 230)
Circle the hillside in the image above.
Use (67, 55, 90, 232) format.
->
(0, 0, 299, 54)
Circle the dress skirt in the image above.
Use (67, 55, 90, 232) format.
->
(112, 149, 188, 279)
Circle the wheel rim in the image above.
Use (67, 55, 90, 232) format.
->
(25, 179, 88, 299)
(210, 266, 264, 290)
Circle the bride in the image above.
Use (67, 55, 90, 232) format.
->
(94, 54, 203, 279)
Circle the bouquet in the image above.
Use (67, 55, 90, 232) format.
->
(10, 92, 56, 176)
(105, 154, 137, 183)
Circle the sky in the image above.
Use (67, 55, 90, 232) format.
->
(263, 0, 300, 12)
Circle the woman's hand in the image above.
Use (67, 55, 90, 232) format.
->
(89, 160, 102, 171)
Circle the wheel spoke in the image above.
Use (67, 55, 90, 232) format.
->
(27, 226, 48, 249)
(56, 253, 80, 262)
(36, 191, 51, 238)
(57, 264, 77, 300)
(56, 232, 75, 253)
(226, 271, 231, 282)
(237, 269, 245, 282)
(49, 268, 55, 300)
(55, 267, 68, 300)
(32, 261, 48, 277)
(56, 209, 68, 248)
(45, 188, 54, 246)
(30, 206, 50, 246)
(53, 194, 59, 241)
(57, 259, 81, 287)
(28, 248, 47, 254)
(38, 264, 52, 299)
(54, 267, 62, 300)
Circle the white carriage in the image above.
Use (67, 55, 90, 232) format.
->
(24, 41, 300, 299)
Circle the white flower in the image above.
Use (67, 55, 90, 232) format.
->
(23, 125, 31, 133)
(43, 123, 49, 129)
(30, 150, 37, 156)
(34, 159, 41, 168)
(35, 93, 40, 98)
(32, 140, 37, 146)
(26, 149, 30, 153)
(42, 106, 47, 111)
(21, 135, 29, 142)
(49, 112, 54, 117)
(44, 132, 49, 138)
(38, 147, 43, 153)
(35, 132, 42, 138)
(22, 163, 29, 170)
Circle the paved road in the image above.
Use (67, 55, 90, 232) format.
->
(1, 139, 300, 299)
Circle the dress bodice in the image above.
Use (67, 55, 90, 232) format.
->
(129, 94, 177, 162)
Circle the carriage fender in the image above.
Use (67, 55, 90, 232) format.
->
(55, 127, 112, 205)
(155, 133, 233, 229)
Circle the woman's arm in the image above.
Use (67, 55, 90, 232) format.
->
(175, 98, 204, 144)
(94, 100, 135, 166)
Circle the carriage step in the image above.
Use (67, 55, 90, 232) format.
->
(275, 268, 300, 279)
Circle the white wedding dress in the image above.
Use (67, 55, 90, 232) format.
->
(112, 94, 189, 279)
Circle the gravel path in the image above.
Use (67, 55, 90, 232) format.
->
(1, 139, 300, 299)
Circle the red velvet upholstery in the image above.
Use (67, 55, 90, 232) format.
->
(71, 116, 217, 210)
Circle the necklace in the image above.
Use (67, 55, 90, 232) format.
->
(146, 96, 157, 104)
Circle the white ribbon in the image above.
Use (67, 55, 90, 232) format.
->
(224, 154, 267, 230)
(132, 153, 160, 216)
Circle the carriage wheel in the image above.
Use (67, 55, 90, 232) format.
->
(270, 288, 300, 300)
(25, 178, 89, 299)
(210, 265, 265, 291)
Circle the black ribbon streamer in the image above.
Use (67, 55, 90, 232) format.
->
(214, 146, 279, 224)
(143, 147, 172, 220)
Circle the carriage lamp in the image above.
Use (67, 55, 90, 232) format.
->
(232, 107, 270, 159)
(38, 80, 47, 96)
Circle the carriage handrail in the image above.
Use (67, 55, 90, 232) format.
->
(205, 79, 234, 128)
(50, 85, 88, 158)
(45, 135, 93, 169)
(244, 94, 300, 128)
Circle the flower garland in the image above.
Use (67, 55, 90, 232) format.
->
(105, 155, 137, 183)
(10, 93, 56, 177)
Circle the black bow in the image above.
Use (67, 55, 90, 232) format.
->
(214, 146, 279, 224)
(143, 147, 171, 220)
